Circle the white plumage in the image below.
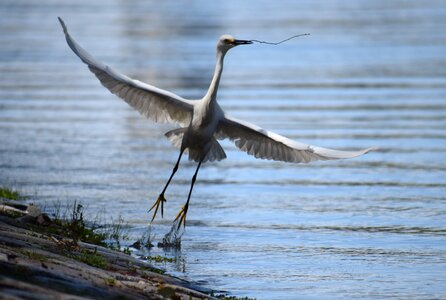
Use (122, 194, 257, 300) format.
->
(59, 18, 374, 228)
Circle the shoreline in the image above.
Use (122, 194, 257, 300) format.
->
(0, 197, 217, 299)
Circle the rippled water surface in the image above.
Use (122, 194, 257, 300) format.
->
(1, 1, 446, 299)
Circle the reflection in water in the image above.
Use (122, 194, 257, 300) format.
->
(1, 0, 446, 299)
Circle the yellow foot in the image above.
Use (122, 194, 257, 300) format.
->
(174, 204, 189, 229)
(149, 194, 166, 222)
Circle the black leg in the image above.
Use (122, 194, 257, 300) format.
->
(161, 148, 184, 195)
(149, 149, 184, 222)
(175, 157, 203, 229)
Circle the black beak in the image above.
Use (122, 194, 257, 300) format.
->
(232, 39, 253, 45)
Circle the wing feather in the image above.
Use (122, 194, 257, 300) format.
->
(217, 116, 375, 163)
(59, 17, 194, 126)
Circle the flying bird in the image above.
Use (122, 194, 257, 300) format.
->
(58, 18, 374, 229)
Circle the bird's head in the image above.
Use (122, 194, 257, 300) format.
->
(217, 34, 253, 54)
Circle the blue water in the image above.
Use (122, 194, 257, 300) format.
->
(1, 1, 446, 299)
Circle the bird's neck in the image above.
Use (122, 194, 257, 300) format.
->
(204, 51, 225, 103)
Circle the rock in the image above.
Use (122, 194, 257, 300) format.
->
(0, 207, 217, 300)
(16, 214, 37, 224)
(36, 213, 51, 225)
(0, 253, 7, 262)
(26, 203, 42, 217)
(131, 240, 142, 249)
(0, 204, 26, 216)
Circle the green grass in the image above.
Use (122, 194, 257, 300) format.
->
(0, 209, 23, 218)
(22, 250, 48, 262)
(144, 255, 177, 263)
(141, 266, 166, 275)
(49, 201, 130, 250)
(1, 189, 129, 251)
(74, 249, 108, 269)
(2, 190, 133, 271)
(0, 187, 21, 200)
(44, 201, 108, 246)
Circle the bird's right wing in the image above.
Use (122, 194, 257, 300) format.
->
(217, 116, 374, 163)
(58, 17, 195, 127)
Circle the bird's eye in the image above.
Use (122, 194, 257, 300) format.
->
(224, 39, 230, 44)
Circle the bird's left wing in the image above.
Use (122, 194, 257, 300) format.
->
(58, 17, 194, 126)
(217, 116, 374, 163)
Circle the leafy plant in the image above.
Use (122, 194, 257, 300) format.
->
(48, 201, 107, 246)
(0, 187, 21, 200)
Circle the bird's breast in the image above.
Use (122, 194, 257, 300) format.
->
(186, 102, 221, 145)
(191, 100, 221, 130)
(188, 118, 217, 141)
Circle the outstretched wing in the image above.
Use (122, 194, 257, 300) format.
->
(217, 116, 374, 163)
(58, 17, 194, 126)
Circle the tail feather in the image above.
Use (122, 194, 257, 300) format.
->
(203, 138, 227, 162)
(188, 138, 227, 162)
(165, 128, 185, 149)
(165, 128, 226, 162)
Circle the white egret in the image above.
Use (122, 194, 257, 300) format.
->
(58, 18, 374, 229)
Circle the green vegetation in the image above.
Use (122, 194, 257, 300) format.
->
(157, 285, 181, 300)
(1, 188, 168, 275)
(22, 250, 48, 262)
(43, 201, 131, 251)
(0, 187, 131, 253)
(0, 188, 203, 299)
(0, 187, 21, 200)
(141, 266, 166, 275)
(150, 268, 166, 275)
(122, 247, 131, 255)
(144, 255, 177, 263)
(28, 201, 138, 263)
(133, 225, 155, 249)
(0, 208, 23, 219)
(44, 202, 108, 246)
(72, 249, 108, 269)
(104, 215, 130, 253)
(211, 293, 256, 300)
(104, 277, 116, 286)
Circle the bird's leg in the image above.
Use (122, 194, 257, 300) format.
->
(174, 158, 203, 229)
(149, 149, 184, 222)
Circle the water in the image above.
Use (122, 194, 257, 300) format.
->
(1, 0, 446, 299)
